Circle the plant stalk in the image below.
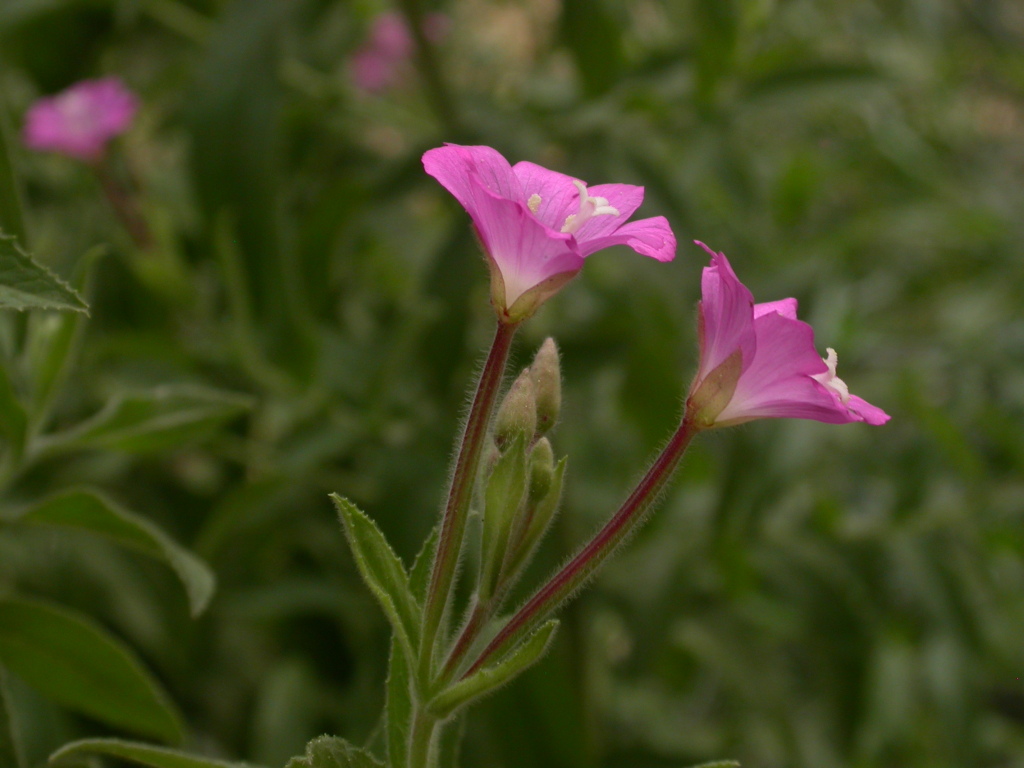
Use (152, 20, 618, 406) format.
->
(419, 320, 519, 684)
(463, 416, 700, 676)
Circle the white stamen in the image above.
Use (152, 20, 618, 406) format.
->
(527, 193, 542, 214)
(811, 347, 850, 404)
(560, 179, 620, 234)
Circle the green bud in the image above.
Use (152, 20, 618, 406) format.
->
(493, 367, 537, 450)
(529, 338, 561, 436)
(527, 437, 555, 506)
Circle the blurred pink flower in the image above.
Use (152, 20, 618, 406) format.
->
(423, 144, 676, 321)
(686, 241, 889, 428)
(350, 11, 448, 94)
(23, 77, 137, 162)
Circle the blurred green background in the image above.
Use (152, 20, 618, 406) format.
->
(1, 0, 1023, 767)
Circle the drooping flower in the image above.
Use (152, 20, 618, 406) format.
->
(23, 78, 137, 162)
(685, 241, 889, 429)
(350, 11, 449, 94)
(422, 144, 677, 322)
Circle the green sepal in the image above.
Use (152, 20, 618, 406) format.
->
(10, 488, 216, 616)
(331, 495, 420, 661)
(685, 348, 743, 428)
(49, 739, 256, 768)
(285, 736, 383, 768)
(428, 619, 558, 719)
(504, 456, 567, 581)
(0, 597, 184, 743)
(478, 432, 528, 601)
(0, 231, 87, 314)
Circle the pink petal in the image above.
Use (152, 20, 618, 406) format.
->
(572, 183, 645, 242)
(754, 297, 798, 320)
(462, 177, 581, 307)
(511, 161, 581, 230)
(844, 394, 891, 425)
(423, 144, 523, 212)
(577, 215, 676, 263)
(715, 311, 840, 423)
(694, 244, 756, 382)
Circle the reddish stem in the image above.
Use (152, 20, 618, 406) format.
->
(463, 416, 699, 677)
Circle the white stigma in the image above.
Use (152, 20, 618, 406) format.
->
(812, 347, 850, 404)
(560, 180, 619, 234)
(527, 193, 542, 214)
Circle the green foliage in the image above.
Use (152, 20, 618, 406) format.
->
(0, 667, 24, 768)
(332, 495, 420, 661)
(285, 736, 382, 768)
(0, 598, 183, 743)
(0, 1, 1020, 767)
(0, 233, 86, 313)
(12, 489, 215, 616)
(49, 739, 254, 768)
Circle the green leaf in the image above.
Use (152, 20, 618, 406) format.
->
(683, 762, 740, 768)
(35, 385, 252, 455)
(49, 739, 255, 768)
(285, 736, 383, 768)
(408, 524, 439, 604)
(0, 598, 184, 743)
(428, 620, 558, 719)
(0, 232, 87, 314)
(384, 637, 411, 768)
(13, 489, 216, 616)
(25, 245, 103, 422)
(0, 360, 27, 465)
(331, 495, 419, 660)
(0, 665, 24, 768)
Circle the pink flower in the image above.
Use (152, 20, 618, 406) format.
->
(422, 144, 677, 321)
(685, 241, 889, 428)
(350, 11, 448, 94)
(23, 77, 137, 162)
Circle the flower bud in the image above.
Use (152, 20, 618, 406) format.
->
(529, 338, 561, 436)
(527, 437, 555, 506)
(493, 368, 536, 450)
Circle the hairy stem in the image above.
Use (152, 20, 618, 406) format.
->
(463, 416, 699, 676)
(419, 321, 519, 684)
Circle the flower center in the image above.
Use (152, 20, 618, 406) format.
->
(559, 180, 619, 234)
(811, 348, 850, 404)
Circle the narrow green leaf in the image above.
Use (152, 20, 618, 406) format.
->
(428, 620, 558, 718)
(14, 489, 216, 616)
(384, 637, 411, 768)
(25, 245, 104, 422)
(0, 232, 87, 314)
(331, 495, 419, 659)
(683, 762, 740, 768)
(35, 385, 252, 456)
(0, 665, 24, 768)
(285, 736, 383, 768)
(49, 739, 255, 768)
(0, 598, 184, 743)
(409, 524, 439, 604)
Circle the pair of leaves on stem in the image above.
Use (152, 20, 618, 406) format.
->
(332, 496, 558, 723)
